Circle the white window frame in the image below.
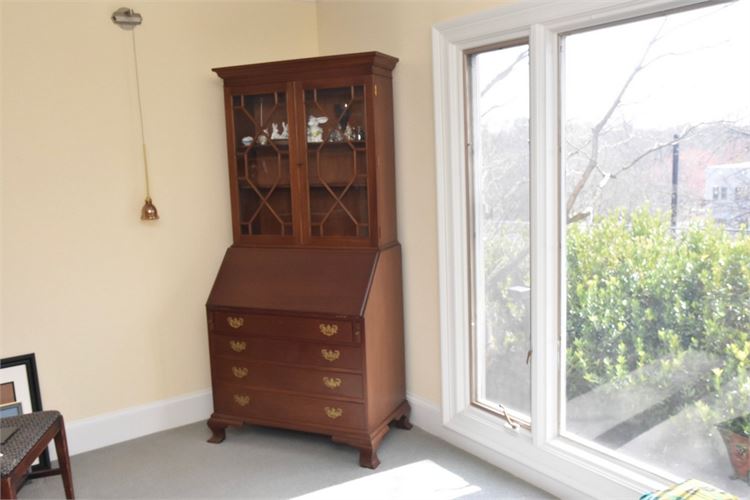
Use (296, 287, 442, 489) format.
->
(433, 1, 713, 497)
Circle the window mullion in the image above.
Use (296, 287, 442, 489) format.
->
(529, 23, 561, 447)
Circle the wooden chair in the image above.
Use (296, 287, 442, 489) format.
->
(0, 410, 74, 499)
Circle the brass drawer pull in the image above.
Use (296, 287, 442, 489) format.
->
(319, 323, 338, 337)
(229, 340, 247, 352)
(233, 394, 250, 406)
(323, 377, 342, 389)
(324, 406, 343, 419)
(227, 316, 244, 329)
(321, 349, 340, 362)
(232, 366, 248, 379)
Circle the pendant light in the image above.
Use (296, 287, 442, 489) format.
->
(112, 7, 159, 221)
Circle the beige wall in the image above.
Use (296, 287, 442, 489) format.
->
(1, 0, 4, 347)
(1, 0, 507, 422)
(316, 1, 503, 404)
(1, 1, 318, 420)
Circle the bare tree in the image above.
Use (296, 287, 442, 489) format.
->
(476, 10, 749, 225)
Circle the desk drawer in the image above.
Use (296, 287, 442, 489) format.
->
(210, 335, 362, 371)
(212, 357, 363, 399)
(212, 311, 356, 343)
(213, 384, 365, 429)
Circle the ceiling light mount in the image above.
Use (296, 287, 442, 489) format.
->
(112, 7, 142, 30)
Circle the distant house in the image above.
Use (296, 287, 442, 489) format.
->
(704, 162, 750, 229)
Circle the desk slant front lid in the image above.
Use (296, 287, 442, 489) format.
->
(207, 247, 376, 317)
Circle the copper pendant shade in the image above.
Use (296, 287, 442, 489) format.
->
(141, 197, 159, 220)
(113, 7, 160, 221)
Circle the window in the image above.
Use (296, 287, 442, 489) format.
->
(435, 1, 750, 498)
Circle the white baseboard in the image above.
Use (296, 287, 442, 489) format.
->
(406, 392, 585, 500)
(49, 389, 212, 462)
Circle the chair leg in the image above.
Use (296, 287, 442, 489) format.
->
(1, 475, 17, 499)
(53, 416, 75, 499)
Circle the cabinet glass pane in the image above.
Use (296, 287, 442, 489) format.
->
(232, 91, 293, 237)
(305, 86, 369, 238)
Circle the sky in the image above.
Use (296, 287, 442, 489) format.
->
(476, 0, 750, 132)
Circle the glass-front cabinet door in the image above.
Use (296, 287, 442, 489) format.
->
(229, 87, 296, 242)
(302, 84, 371, 242)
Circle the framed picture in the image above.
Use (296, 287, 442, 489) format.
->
(0, 353, 51, 470)
(0, 401, 23, 418)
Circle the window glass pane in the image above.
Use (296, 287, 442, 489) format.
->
(470, 43, 531, 418)
(563, 2, 750, 495)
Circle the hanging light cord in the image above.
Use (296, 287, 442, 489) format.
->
(130, 29, 152, 201)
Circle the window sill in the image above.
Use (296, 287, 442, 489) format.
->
(445, 403, 672, 499)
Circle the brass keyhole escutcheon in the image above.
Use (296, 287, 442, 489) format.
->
(321, 349, 340, 362)
(227, 316, 244, 329)
(232, 366, 248, 379)
(229, 340, 247, 352)
(319, 323, 338, 337)
(233, 394, 250, 406)
(322, 377, 342, 389)
(324, 406, 343, 419)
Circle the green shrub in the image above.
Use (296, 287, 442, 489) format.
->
(566, 209, 749, 424)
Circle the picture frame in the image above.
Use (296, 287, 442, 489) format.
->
(0, 401, 23, 418)
(0, 353, 51, 470)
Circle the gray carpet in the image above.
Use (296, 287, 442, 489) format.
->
(18, 421, 554, 499)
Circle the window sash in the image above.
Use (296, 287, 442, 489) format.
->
(466, 40, 533, 425)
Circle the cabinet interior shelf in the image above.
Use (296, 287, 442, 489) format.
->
(241, 214, 292, 222)
(236, 143, 289, 154)
(238, 176, 368, 190)
(306, 141, 366, 148)
(236, 141, 366, 156)
(310, 215, 369, 225)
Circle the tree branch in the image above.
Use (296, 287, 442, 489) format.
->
(480, 49, 529, 97)
(566, 20, 667, 220)
(609, 121, 734, 179)
(728, 125, 750, 138)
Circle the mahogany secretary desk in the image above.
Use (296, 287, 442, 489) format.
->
(205, 52, 410, 469)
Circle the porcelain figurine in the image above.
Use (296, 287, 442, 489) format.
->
(271, 121, 289, 140)
(257, 129, 269, 145)
(329, 126, 344, 143)
(307, 115, 328, 143)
